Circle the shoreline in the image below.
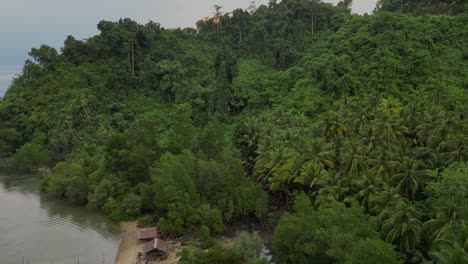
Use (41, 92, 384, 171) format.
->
(115, 222, 141, 264)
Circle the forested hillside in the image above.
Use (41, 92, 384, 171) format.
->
(0, 0, 466, 263)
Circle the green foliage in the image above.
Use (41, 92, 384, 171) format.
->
(430, 221, 468, 264)
(273, 195, 394, 263)
(181, 232, 265, 264)
(0, 1, 466, 261)
(28, 45, 58, 67)
(8, 142, 51, 173)
(423, 163, 468, 244)
(198, 204, 224, 234)
(121, 193, 142, 217)
(179, 247, 196, 264)
(179, 245, 236, 264)
(41, 161, 90, 204)
(345, 238, 403, 264)
(231, 231, 263, 262)
(199, 225, 214, 249)
(380, 201, 423, 254)
(152, 150, 267, 234)
(376, 0, 467, 15)
(426, 163, 468, 218)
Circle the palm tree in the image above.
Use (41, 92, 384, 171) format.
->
(377, 97, 403, 118)
(417, 109, 446, 147)
(352, 111, 371, 134)
(291, 161, 327, 190)
(424, 206, 460, 243)
(428, 148, 448, 175)
(321, 113, 347, 140)
(356, 173, 384, 210)
(432, 221, 468, 257)
(381, 201, 423, 254)
(392, 158, 428, 200)
(360, 127, 377, 154)
(237, 116, 261, 173)
(372, 114, 398, 145)
(301, 137, 335, 169)
(401, 103, 422, 145)
(254, 145, 292, 183)
(432, 244, 468, 264)
(276, 153, 303, 184)
(371, 187, 404, 216)
(313, 184, 351, 208)
(339, 143, 368, 182)
(443, 134, 466, 163)
(364, 93, 380, 116)
(313, 171, 350, 207)
(368, 147, 400, 183)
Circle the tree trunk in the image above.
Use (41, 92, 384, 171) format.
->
(131, 42, 135, 77)
(311, 14, 314, 35)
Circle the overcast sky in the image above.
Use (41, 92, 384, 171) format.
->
(0, 0, 378, 66)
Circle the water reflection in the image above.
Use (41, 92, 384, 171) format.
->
(0, 173, 120, 264)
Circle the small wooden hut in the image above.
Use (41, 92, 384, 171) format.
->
(144, 238, 169, 259)
(137, 227, 158, 242)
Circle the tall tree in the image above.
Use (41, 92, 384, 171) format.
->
(381, 201, 423, 254)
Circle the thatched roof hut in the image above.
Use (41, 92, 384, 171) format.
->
(144, 238, 168, 259)
(137, 227, 158, 241)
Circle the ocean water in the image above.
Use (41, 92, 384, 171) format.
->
(0, 173, 120, 264)
(0, 66, 21, 98)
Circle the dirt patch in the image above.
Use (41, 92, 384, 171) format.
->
(147, 247, 180, 264)
(115, 222, 144, 264)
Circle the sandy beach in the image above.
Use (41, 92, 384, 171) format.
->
(115, 222, 180, 264)
(115, 222, 142, 264)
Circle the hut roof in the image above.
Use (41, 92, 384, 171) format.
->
(144, 238, 168, 255)
(137, 227, 158, 241)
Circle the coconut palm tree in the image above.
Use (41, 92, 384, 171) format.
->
(339, 143, 368, 182)
(381, 201, 423, 254)
(372, 114, 398, 145)
(371, 187, 404, 216)
(401, 103, 422, 130)
(432, 244, 468, 264)
(392, 158, 429, 200)
(432, 221, 468, 264)
(321, 113, 347, 140)
(276, 153, 303, 184)
(416, 110, 440, 141)
(432, 221, 468, 256)
(377, 97, 403, 118)
(356, 173, 384, 210)
(254, 145, 292, 183)
(301, 137, 335, 169)
(424, 206, 460, 243)
(291, 161, 327, 190)
(312, 171, 350, 207)
(353, 111, 371, 134)
(365, 93, 380, 116)
(360, 127, 377, 154)
(237, 116, 261, 173)
(443, 134, 466, 163)
(368, 147, 400, 183)
(428, 148, 448, 175)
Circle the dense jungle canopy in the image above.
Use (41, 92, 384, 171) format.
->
(0, 0, 466, 263)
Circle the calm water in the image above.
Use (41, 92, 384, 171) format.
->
(0, 66, 21, 98)
(0, 173, 120, 264)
